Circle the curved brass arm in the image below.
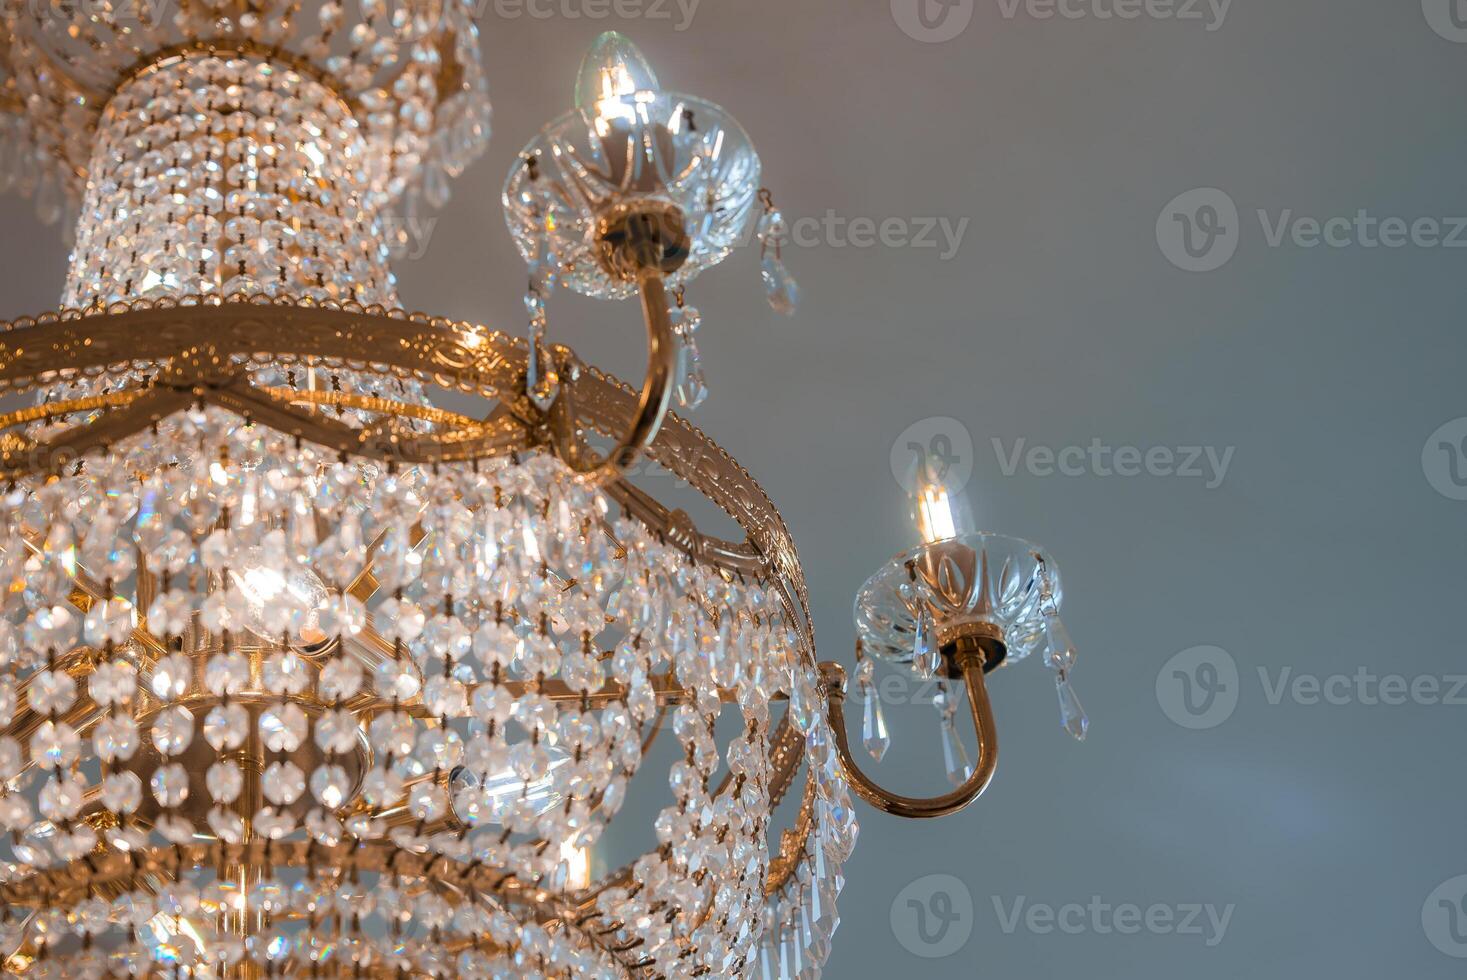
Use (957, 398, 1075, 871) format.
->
(552, 267, 677, 487)
(550, 200, 688, 487)
(818, 648, 999, 819)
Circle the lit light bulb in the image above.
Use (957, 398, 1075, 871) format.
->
(229, 548, 330, 645)
(903, 456, 974, 545)
(560, 839, 592, 890)
(451, 745, 574, 825)
(574, 31, 660, 129)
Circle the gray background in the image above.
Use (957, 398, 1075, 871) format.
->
(2, 0, 1465, 975)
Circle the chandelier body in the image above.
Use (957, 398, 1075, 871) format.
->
(0, 11, 855, 979)
(0, 11, 1086, 978)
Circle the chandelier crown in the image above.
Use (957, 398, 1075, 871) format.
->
(0, 0, 491, 236)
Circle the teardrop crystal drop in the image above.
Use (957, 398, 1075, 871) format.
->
(860, 684, 889, 763)
(789, 669, 817, 734)
(575, 31, 661, 112)
(760, 254, 799, 316)
(912, 607, 938, 679)
(934, 688, 972, 786)
(672, 305, 708, 410)
(1042, 614, 1077, 673)
(1055, 670, 1088, 741)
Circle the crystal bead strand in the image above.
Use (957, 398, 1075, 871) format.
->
(671, 286, 709, 410)
(1037, 558, 1088, 741)
(520, 158, 562, 411)
(756, 188, 800, 316)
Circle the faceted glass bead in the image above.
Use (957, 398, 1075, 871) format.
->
(263, 761, 306, 806)
(93, 714, 139, 763)
(27, 669, 76, 715)
(206, 762, 244, 804)
(150, 653, 193, 700)
(259, 702, 307, 753)
(204, 703, 250, 751)
(151, 763, 190, 808)
(150, 705, 195, 756)
(30, 720, 81, 768)
(310, 764, 351, 809)
(89, 661, 137, 706)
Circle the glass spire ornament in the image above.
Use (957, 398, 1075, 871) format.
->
(0, 22, 858, 979)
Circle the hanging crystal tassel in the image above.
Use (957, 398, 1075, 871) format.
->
(523, 213, 561, 411)
(756, 189, 799, 315)
(757, 905, 779, 980)
(854, 646, 889, 763)
(911, 605, 939, 679)
(1037, 557, 1087, 741)
(932, 682, 972, 786)
(670, 288, 708, 410)
(789, 665, 817, 734)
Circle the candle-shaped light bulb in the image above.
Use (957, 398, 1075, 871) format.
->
(903, 455, 974, 545)
(574, 31, 660, 121)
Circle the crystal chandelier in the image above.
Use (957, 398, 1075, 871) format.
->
(0, 6, 1084, 976)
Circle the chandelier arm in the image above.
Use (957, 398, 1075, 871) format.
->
(551, 267, 677, 487)
(817, 654, 999, 820)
